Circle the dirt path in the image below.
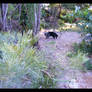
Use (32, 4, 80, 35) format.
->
(39, 31, 92, 88)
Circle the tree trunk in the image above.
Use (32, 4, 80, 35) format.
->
(1, 4, 8, 31)
(33, 4, 41, 36)
(59, 4, 62, 17)
(33, 4, 37, 36)
(37, 4, 41, 34)
(18, 4, 22, 21)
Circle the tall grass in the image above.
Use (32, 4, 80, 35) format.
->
(0, 32, 56, 88)
(67, 43, 89, 71)
(67, 50, 89, 70)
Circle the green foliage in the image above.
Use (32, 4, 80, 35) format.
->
(73, 42, 87, 53)
(20, 4, 28, 31)
(67, 42, 92, 71)
(8, 4, 15, 18)
(67, 49, 89, 70)
(65, 5, 92, 71)
(26, 4, 35, 30)
(66, 14, 75, 23)
(40, 20, 50, 29)
(29, 36, 38, 47)
(60, 12, 75, 23)
(60, 9, 67, 16)
(8, 4, 18, 20)
(80, 41, 92, 54)
(8, 4, 15, 11)
(58, 19, 65, 26)
(27, 30, 39, 47)
(0, 32, 56, 88)
(83, 9, 89, 18)
(77, 11, 92, 54)
(62, 4, 75, 10)
(84, 22, 92, 34)
(84, 59, 92, 70)
(59, 7, 89, 24)
(41, 8, 50, 18)
(38, 74, 56, 88)
(20, 4, 36, 31)
(72, 40, 92, 55)
(74, 8, 89, 20)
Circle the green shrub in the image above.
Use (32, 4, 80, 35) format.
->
(72, 40, 92, 54)
(60, 13, 75, 23)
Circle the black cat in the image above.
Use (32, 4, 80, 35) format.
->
(44, 32, 58, 39)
